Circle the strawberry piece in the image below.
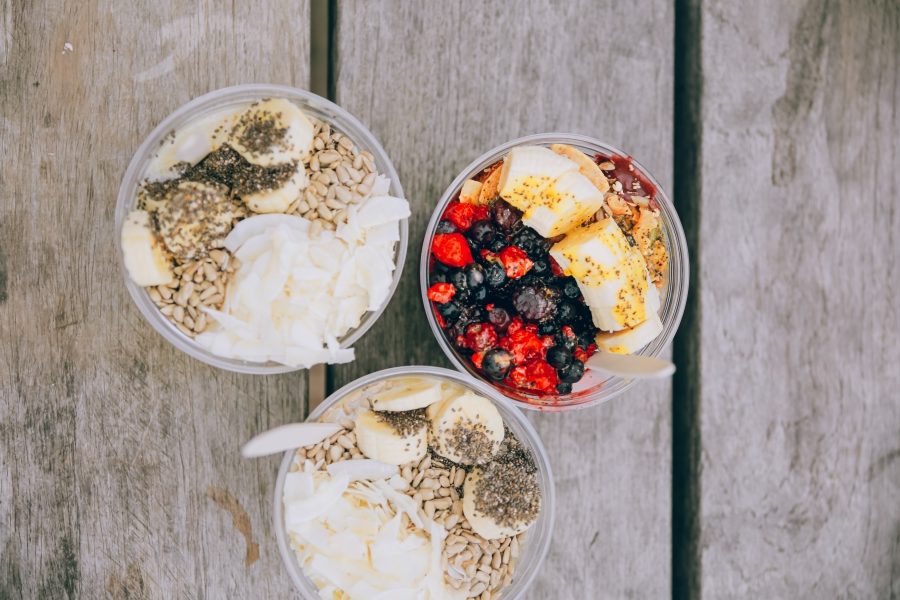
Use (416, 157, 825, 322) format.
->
(432, 233, 474, 267)
(443, 202, 478, 231)
(471, 351, 485, 369)
(472, 205, 490, 222)
(427, 282, 456, 303)
(574, 347, 589, 363)
(507, 316, 525, 335)
(506, 359, 559, 394)
(499, 246, 533, 279)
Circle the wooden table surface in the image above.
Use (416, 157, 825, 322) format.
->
(0, 1, 897, 598)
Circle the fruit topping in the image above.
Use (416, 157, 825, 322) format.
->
(498, 246, 533, 279)
(426, 282, 456, 304)
(432, 233, 474, 267)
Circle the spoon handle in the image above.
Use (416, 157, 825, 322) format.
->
(585, 352, 676, 380)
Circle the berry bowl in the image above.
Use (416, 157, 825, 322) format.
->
(420, 134, 688, 411)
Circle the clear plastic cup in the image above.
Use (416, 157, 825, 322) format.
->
(115, 84, 408, 374)
(420, 134, 689, 411)
(274, 366, 555, 599)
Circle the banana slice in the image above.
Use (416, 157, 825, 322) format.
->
(595, 311, 663, 354)
(240, 164, 308, 214)
(498, 145, 578, 211)
(354, 409, 427, 466)
(371, 377, 444, 412)
(463, 465, 540, 540)
(550, 143, 610, 193)
(459, 179, 483, 205)
(429, 391, 504, 465)
(549, 217, 653, 332)
(145, 106, 245, 180)
(121, 210, 175, 286)
(520, 170, 606, 238)
(229, 98, 314, 167)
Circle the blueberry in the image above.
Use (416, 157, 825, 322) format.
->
(482, 348, 514, 380)
(465, 263, 485, 288)
(512, 286, 558, 321)
(469, 220, 496, 247)
(471, 286, 487, 302)
(532, 259, 551, 279)
(488, 238, 507, 252)
(485, 262, 507, 287)
(556, 382, 573, 394)
(429, 271, 448, 286)
(491, 201, 522, 231)
(546, 346, 573, 369)
(577, 329, 596, 348)
(450, 270, 468, 291)
(487, 306, 512, 332)
(555, 301, 578, 324)
(555, 333, 576, 351)
(538, 321, 557, 335)
(562, 278, 581, 299)
(558, 359, 585, 383)
(437, 300, 461, 323)
(436, 220, 457, 233)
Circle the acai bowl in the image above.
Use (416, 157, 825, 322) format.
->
(421, 134, 688, 410)
(116, 84, 409, 374)
(274, 366, 555, 599)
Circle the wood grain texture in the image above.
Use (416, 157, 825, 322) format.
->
(331, 2, 674, 597)
(0, 1, 309, 597)
(695, 0, 900, 596)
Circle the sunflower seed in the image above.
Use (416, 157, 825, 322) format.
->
(318, 150, 340, 166)
(173, 305, 185, 323)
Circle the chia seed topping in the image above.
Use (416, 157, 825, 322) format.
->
(187, 145, 296, 199)
(375, 408, 427, 437)
(472, 445, 541, 530)
(155, 180, 237, 261)
(445, 421, 497, 465)
(231, 103, 289, 158)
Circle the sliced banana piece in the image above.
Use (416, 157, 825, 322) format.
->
(354, 409, 427, 466)
(229, 98, 314, 167)
(498, 145, 578, 211)
(550, 143, 610, 193)
(595, 310, 663, 354)
(371, 377, 444, 412)
(550, 217, 653, 332)
(463, 465, 540, 540)
(121, 210, 175, 286)
(145, 106, 245, 180)
(521, 170, 606, 238)
(240, 164, 308, 214)
(429, 391, 504, 465)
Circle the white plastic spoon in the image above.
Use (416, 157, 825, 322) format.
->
(585, 352, 676, 380)
(241, 422, 341, 458)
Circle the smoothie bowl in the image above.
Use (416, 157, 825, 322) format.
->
(274, 367, 554, 599)
(116, 84, 409, 373)
(421, 134, 688, 410)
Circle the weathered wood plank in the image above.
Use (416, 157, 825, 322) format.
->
(331, 2, 674, 597)
(0, 1, 309, 597)
(694, 1, 900, 596)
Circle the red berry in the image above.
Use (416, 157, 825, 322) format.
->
(500, 328, 546, 364)
(433, 308, 446, 328)
(549, 255, 565, 276)
(471, 351, 486, 369)
(464, 323, 498, 352)
(443, 202, 478, 231)
(472, 205, 490, 222)
(499, 246, 533, 279)
(432, 233, 474, 267)
(574, 347, 589, 363)
(507, 316, 525, 335)
(427, 282, 456, 303)
(506, 359, 558, 394)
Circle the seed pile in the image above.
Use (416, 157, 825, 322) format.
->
(376, 408, 428, 437)
(147, 249, 237, 337)
(288, 120, 380, 230)
(293, 411, 531, 599)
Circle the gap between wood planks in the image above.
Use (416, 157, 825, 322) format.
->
(306, 0, 336, 413)
(672, 0, 702, 598)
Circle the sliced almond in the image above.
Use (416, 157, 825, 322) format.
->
(550, 143, 610, 193)
(477, 164, 502, 204)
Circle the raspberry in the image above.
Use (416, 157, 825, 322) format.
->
(427, 282, 456, 303)
(500, 328, 546, 364)
(464, 323, 498, 352)
(432, 233, 474, 267)
(506, 359, 559, 393)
